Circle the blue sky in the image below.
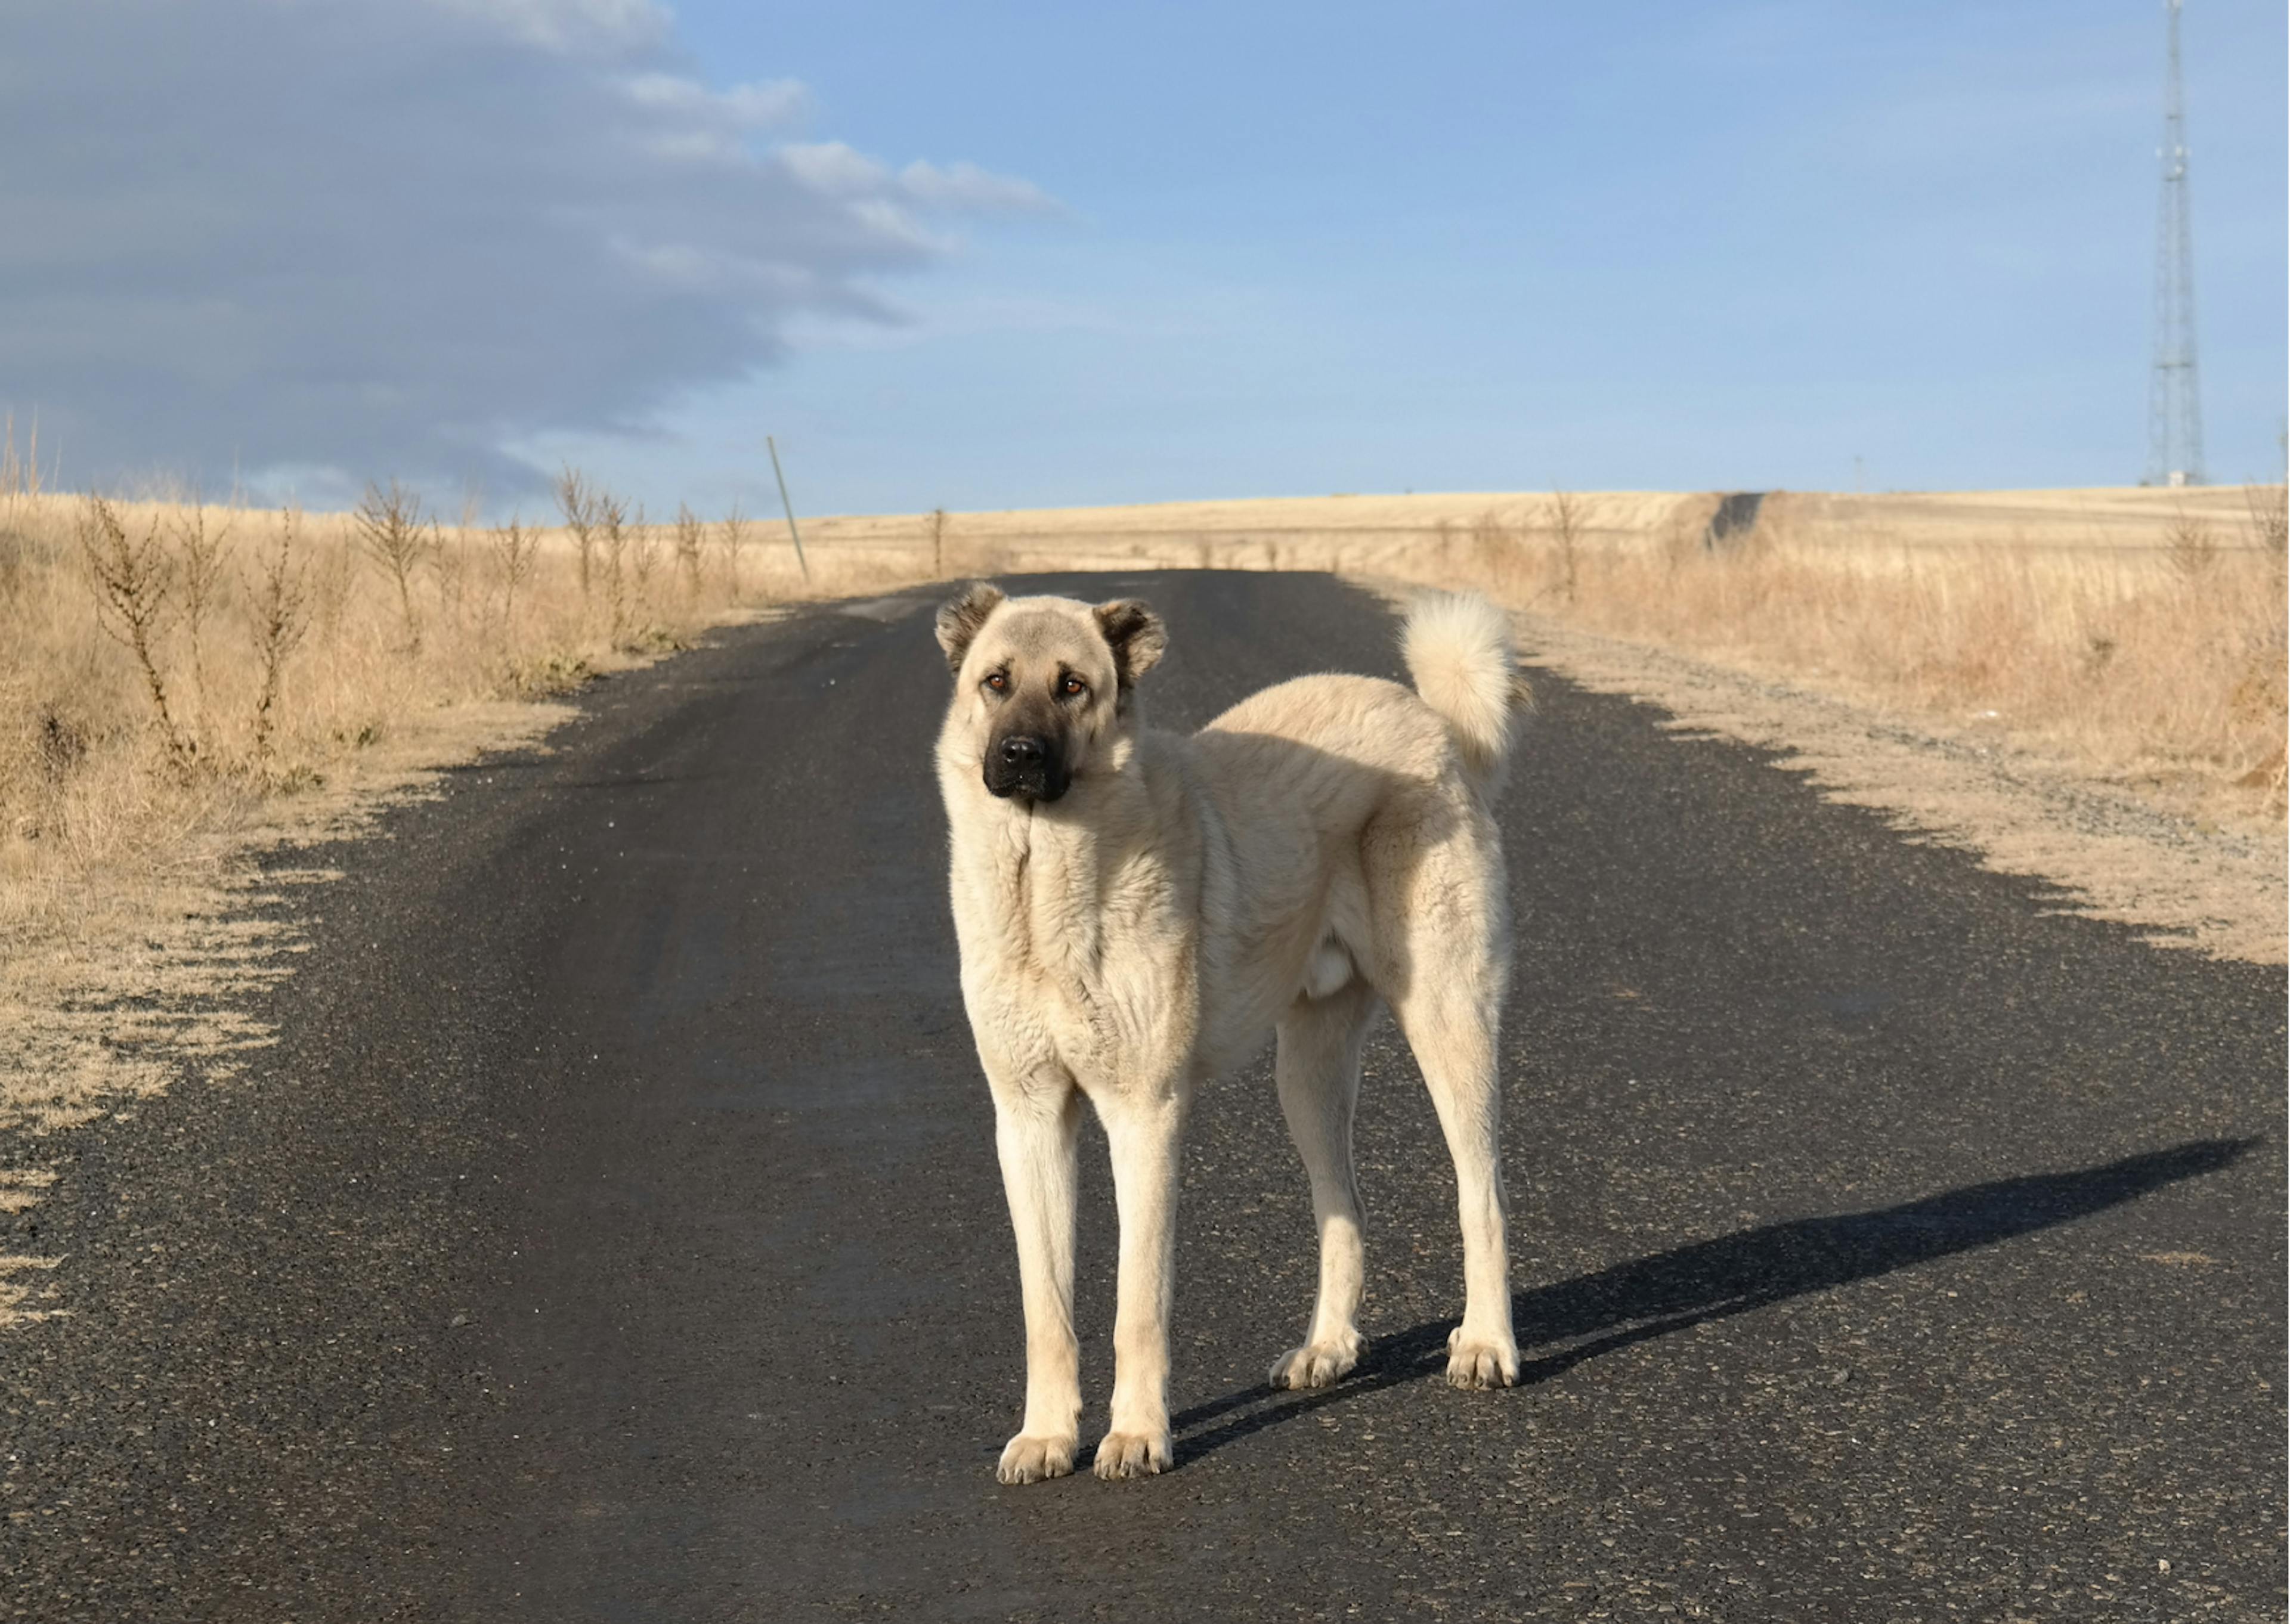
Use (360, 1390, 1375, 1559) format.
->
(2, 1, 2282, 515)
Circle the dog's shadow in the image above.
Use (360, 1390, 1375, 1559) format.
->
(1166, 1138, 2254, 1468)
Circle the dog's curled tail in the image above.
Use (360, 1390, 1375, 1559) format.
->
(1402, 591, 1528, 801)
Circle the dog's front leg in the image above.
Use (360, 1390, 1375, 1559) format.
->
(991, 1074, 1083, 1484)
(1094, 1089, 1185, 1479)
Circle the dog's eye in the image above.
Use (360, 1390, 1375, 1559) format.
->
(1060, 675, 1087, 698)
(984, 671, 1007, 693)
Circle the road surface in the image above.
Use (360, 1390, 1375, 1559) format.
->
(4, 571, 2282, 1621)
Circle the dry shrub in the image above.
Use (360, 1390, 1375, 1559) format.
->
(490, 515, 540, 624)
(716, 503, 750, 601)
(555, 467, 599, 602)
(242, 507, 311, 765)
(351, 479, 432, 648)
(1385, 488, 2288, 821)
(73, 494, 193, 769)
(0, 453, 955, 951)
(1545, 490, 1586, 605)
(1466, 510, 1520, 588)
(169, 499, 233, 722)
(1426, 494, 1597, 609)
(673, 504, 705, 600)
(628, 505, 660, 619)
(598, 491, 630, 643)
(2166, 509, 2219, 580)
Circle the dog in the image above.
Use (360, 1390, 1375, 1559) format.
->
(934, 582, 1525, 1483)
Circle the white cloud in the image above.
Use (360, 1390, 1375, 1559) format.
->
(0, 0, 1057, 494)
(847, 198, 952, 257)
(419, 0, 669, 53)
(778, 141, 894, 196)
(898, 160, 1062, 216)
(624, 72, 812, 130)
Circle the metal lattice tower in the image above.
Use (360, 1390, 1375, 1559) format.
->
(2145, 0, 2205, 487)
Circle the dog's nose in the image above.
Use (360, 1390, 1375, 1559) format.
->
(1000, 735, 1046, 768)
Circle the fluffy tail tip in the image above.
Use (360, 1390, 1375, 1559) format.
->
(1401, 591, 1525, 796)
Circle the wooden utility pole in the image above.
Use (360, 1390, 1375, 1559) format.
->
(766, 436, 810, 579)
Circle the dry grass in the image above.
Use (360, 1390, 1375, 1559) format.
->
(1374, 489, 2288, 824)
(0, 445, 957, 1175)
(787, 481, 2280, 828)
(781, 480, 2285, 828)
(7, 463, 2277, 981)
(0, 467, 947, 942)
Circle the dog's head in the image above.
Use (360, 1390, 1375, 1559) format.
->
(933, 583, 1166, 805)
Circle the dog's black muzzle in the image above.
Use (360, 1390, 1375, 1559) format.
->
(983, 731, 1070, 803)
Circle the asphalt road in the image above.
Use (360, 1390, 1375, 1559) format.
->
(3, 570, 2282, 1622)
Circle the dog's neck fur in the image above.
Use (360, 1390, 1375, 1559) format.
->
(943, 709, 1175, 989)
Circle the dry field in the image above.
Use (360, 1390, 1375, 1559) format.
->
(2, 454, 2283, 1318)
(1400, 486, 2288, 822)
(816, 484, 2288, 820)
(5, 465, 2280, 993)
(5, 464, 2280, 955)
(0, 469, 916, 953)
(0, 450, 930, 1244)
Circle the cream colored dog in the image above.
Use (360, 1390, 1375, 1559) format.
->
(934, 584, 1525, 1484)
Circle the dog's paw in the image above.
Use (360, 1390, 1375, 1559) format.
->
(1444, 1326, 1519, 1390)
(1268, 1329, 1366, 1390)
(996, 1432, 1078, 1484)
(1091, 1429, 1172, 1480)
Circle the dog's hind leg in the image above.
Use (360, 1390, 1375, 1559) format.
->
(1384, 848, 1520, 1391)
(1268, 978, 1379, 1389)
(991, 1072, 1085, 1483)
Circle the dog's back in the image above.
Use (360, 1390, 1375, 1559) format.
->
(1190, 591, 1524, 823)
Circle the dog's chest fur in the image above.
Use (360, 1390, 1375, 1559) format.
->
(952, 792, 1201, 1090)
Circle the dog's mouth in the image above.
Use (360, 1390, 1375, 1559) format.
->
(982, 761, 1070, 804)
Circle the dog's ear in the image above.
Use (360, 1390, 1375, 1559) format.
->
(1093, 598, 1166, 688)
(934, 582, 1005, 674)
